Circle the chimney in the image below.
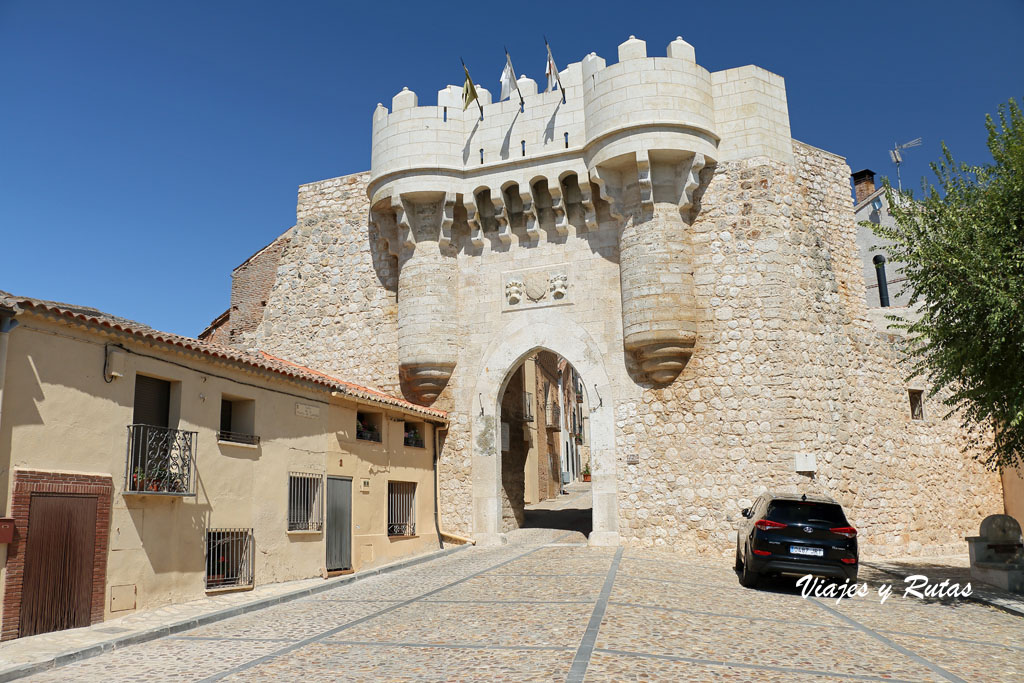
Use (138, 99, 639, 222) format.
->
(852, 169, 876, 205)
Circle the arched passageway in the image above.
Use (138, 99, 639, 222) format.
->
(470, 317, 618, 547)
(497, 351, 593, 537)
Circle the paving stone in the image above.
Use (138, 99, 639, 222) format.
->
(17, 538, 1024, 682)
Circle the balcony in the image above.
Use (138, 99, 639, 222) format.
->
(217, 430, 260, 446)
(545, 402, 561, 429)
(125, 424, 198, 496)
(506, 391, 534, 422)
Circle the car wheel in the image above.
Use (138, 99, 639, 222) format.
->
(739, 552, 760, 588)
(734, 545, 742, 572)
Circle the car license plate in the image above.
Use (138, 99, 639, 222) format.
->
(790, 545, 823, 557)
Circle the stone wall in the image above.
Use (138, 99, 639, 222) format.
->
(613, 142, 1001, 557)
(500, 367, 528, 529)
(253, 172, 402, 394)
(245, 147, 1002, 558)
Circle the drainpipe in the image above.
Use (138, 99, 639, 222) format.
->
(873, 255, 890, 308)
(431, 422, 476, 547)
(432, 423, 445, 550)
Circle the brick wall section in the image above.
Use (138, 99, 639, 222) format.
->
(228, 232, 292, 349)
(2, 470, 112, 640)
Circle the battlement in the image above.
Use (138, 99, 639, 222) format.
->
(368, 35, 792, 205)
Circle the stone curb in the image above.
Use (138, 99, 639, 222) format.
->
(0, 543, 471, 682)
(862, 561, 1024, 619)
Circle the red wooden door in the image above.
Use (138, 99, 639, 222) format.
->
(19, 495, 97, 637)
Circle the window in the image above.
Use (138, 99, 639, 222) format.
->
(205, 528, 254, 590)
(219, 396, 258, 445)
(356, 411, 382, 442)
(288, 472, 324, 531)
(908, 390, 925, 420)
(127, 375, 196, 495)
(387, 482, 416, 536)
(403, 422, 425, 448)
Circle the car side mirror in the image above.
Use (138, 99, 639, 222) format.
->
(741, 508, 750, 518)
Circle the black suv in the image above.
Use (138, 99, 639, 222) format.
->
(735, 492, 858, 587)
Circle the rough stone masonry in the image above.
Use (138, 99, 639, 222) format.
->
(218, 35, 1001, 557)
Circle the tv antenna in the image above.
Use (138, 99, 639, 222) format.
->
(889, 137, 922, 191)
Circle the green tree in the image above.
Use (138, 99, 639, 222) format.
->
(869, 98, 1024, 470)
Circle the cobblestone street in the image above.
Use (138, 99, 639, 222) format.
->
(18, 491, 1024, 683)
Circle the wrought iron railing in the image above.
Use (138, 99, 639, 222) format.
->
(288, 472, 324, 531)
(217, 430, 260, 445)
(125, 424, 197, 495)
(356, 425, 382, 442)
(387, 481, 416, 537)
(205, 528, 254, 590)
(545, 402, 561, 429)
(403, 432, 425, 448)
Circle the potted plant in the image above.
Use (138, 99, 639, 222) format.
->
(581, 463, 591, 482)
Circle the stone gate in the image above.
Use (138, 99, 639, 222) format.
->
(232, 35, 1002, 556)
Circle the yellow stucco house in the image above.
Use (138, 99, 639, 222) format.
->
(0, 291, 447, 640)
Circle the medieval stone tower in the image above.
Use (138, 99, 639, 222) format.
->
(235, 35, 1001, 555)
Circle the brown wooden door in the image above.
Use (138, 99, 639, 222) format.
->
(20, 495, 97, 637)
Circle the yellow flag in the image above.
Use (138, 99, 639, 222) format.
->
(462, 65, 478, 111)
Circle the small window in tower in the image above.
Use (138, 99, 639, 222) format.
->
(480, 148, 484, 164)
(521, 140, 526, 157)
(564, 132, 569, 148)
(443, 106, 447, 122)
(908, 390, 924, 421)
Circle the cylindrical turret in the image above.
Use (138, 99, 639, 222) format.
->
(398, 235, 457, 404)
(370, 193, 458, 405)
(619, 204, 698, 383)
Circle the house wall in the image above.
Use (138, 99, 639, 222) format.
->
(0, 314, 439, 637)
(534, 352, 562, 501)
(854, 191, 912, 308)
(1003, 465, 1024, 531)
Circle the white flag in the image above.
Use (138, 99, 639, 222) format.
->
(545, 44, 559, 92)
(500, 55, 514, 101)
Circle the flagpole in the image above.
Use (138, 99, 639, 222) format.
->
(461, 57, 484, 120)
(505, 47, 524, 109)
(544, 37, 566, 104)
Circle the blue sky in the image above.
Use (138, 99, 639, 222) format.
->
(2, 1, 1021, 337)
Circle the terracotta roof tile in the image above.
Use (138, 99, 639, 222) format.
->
(0, 290, 446, 421)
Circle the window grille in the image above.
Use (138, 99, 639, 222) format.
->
(205, 528, 254, 590)
(288, 472, 324, 531)
(388, 482, 416, 536)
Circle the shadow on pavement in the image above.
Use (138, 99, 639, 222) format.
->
(521, 505, 593, 538)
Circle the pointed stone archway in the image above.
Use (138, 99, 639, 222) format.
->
(470, 312, 619, 547)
